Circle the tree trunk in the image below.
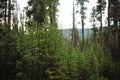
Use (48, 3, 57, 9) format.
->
(4, 0, 7, 23)
(114, 18, 119, 60)
(108, 0, 110, 47)
(8, 0, 11, 26)
(100, 1, 103, 46)
(82, 18, 84, 47)
(100, 9, 102, 32)
(72, 0, 76, 47)
(49, 4, 56, 24)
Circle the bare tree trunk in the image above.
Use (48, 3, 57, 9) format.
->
(108, 0, 110, 48)
(82, 19, 84, 47)
(72, 0, 75, 47)
(100, 1, 103, 46)
(8, 0, 11, 26)
(100, 9, 102, 32)
(72, 0, 79, 47)
(4, 0, 7, 23)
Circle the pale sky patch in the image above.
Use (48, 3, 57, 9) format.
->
(57, 0, 98, 29)
(17, 0, 28, 11)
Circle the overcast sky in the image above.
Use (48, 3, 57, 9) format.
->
(17, 0, 107, 29)
(57, 0, 97, 29)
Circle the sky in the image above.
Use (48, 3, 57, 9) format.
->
(57, 0, 98, 29)
(17, 0, 107, 29)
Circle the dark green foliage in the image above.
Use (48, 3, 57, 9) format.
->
(0, 22, 119, 80)
(0, 22, 66, 80)
(0, 24, 20, 80)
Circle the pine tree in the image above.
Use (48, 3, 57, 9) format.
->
(76, 0, 89, 48)
(96, 0, 106, 32)
(26, 0, 59, 28)
(90, 6, 98, 43)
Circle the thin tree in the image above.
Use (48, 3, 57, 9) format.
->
(108, 0, 110, 47)
(72, 0, 79, 47)
(90, 6, 98, 43)
(4, 0, 7, 23)
(8, 0, 11, 25)
(76, 0, 89, 48)
(96, 0, 106, 32)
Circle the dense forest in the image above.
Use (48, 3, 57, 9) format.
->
(0, 0, 120, 80)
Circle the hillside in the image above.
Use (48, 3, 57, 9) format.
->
(61, 28, 93, 39)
